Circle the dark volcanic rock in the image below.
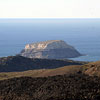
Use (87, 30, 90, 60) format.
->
(20, 40, 81, 59)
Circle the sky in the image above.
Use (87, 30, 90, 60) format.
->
(0, 0, 100, 18)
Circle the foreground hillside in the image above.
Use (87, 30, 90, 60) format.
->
(0, 56, 100, 100)
(0, 74, 100, 100)
(0, 56, 86, 72)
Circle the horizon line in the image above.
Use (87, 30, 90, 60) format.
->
(0, 18, 100, 19)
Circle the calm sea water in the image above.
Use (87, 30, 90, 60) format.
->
(0, 18, 100, 61)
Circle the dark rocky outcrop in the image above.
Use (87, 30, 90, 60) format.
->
(20, 40, 81, 59)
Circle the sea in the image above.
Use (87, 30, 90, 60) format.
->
(0, 18, 100, 62)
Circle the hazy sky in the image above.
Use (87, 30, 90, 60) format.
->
(0, 0, 100, 18)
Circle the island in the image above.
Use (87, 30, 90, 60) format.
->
(20, 40, 81, 59)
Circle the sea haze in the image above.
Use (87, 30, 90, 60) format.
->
(0, 18, 100, 61)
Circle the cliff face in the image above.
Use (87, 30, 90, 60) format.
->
(20, 40, 81, 59)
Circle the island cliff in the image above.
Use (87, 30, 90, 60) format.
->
(20, 40, 81, 59)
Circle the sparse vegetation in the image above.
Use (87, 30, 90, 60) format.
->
(1, 55, 100, 100)
(0, 74, 100, 100)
